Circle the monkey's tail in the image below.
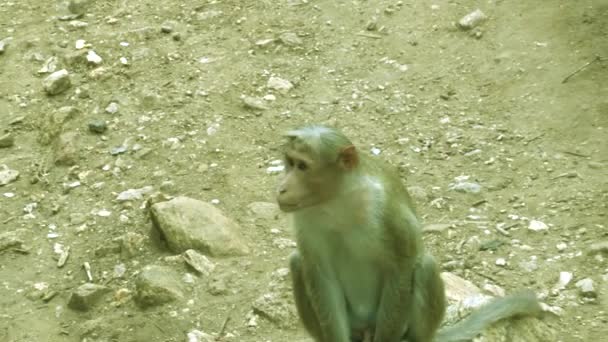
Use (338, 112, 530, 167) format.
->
(434, 290, 543, 342)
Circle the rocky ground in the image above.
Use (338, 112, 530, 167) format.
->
(1, 0, 607, 341)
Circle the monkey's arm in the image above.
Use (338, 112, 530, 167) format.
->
(373, 208, 420, 342)
(304, 262, 351, 342)
(434, 290, 543, 342)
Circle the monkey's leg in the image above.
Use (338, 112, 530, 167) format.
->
(289, 251, 324, 342)
(403, 254, 447, 342)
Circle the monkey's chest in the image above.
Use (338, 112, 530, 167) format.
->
(331, 241, 383, 327)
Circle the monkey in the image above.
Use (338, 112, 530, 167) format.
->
(275, 125, 542, 342)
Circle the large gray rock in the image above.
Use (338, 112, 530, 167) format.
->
(67, 283, 110, 311)
(150, 196, 249, 256)
(135, 265, 184, 308)
(441, 272, 557, 341)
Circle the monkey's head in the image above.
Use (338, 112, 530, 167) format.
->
(276, 125, 359, 212)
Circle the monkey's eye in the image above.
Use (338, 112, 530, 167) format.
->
(297, 161, 308, 171)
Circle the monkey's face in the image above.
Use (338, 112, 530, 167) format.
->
(276, 150, 340, 212)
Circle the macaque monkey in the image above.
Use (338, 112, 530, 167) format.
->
(276, 125, 542, 342)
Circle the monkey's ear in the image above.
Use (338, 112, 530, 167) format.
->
(339, 145, 359, 170)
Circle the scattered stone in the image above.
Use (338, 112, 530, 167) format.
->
(86, 50, 102, 64)
(208, 276, 228, 296)
(241, 95, 268, 110)
(110, 145, 127, 155)
(441, 272, 484, 302)
(187, 329, 216, 342)
(105, 102, 119, 114)
(272, 238, 296, 249)
(247, 202, 279, 220)
(278, 32, 302, 46)
(0, 229, 26, 252)
(38, 56, 58, 74)
(423, 223, 451, 233)
(495, 258, 507, 266)
(0, 40, 6, 54)
(448, 175, 481, 193)
(252, 291, 297, 327)
(267, 76, 294, 93)
(588, 241, 608, 255)
(0, 165, 19, 186)
(182, 249, 216, 276)
(575, 278, 596, 298)
(160, 21, 175, 33)
(556, 242, 567, 252)
(116, 186, 154, 201)
(135, 265, 184, 308)
(0, 133, 14, 148)
(458, 9, 487, 30)
(588, 161, 604, 169)
(88, 120, 107, 134)
(555, 271, 573, 290)
(67, 283, 110, 311)
(528, 220, 549, 232)
(482, 283, 506, 297)
(54, 132, 79, 166)
(118, 232, 147, 258)
(150, 196, 250, 256)
(43, 69, 71, 95)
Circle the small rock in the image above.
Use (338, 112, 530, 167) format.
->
(267, 76, 294, 93)
(555, 271, 573, 290)
(588, 241, 608, 255)
(528, 220, 549, 232)
(495, 258, 507, 266)
(0, 133, 15, 148)
(183, 249, 216, 276)
(118, 232, 147, 258)
(556, 242, 567, 252)
(54, 132, 79, 166)
(43, 69, 71, 95)
(0, 164, 20, 186)
(88, 120, 107, 134)
(0, 40, 6, 54)
(242, 95, 267, 110)
(448, 175, 481, 193)
(67, 283, 110, 311)
(278, 32, 302, 46)
(105, 102, 119, 114)
(272, 238, 297, 249)
(135, 265, 184, 308)
(208, 276, 228, 296)
(588, 161, 604, 169)
(423, 223, 451, 233)
(0, 229, 26, 252)
(116, 186, 154, 201)
(160, 21, 174, 33)
(458, 9, 487, 30)
(575, 278, 596, 298)
(86, 50, 102, 64)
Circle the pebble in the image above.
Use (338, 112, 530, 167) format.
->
(458, 9, 487, 30)
(528, 220, 549, 232)
(588, 241, 608, 255)
(0, 133, 15, 148)
(0, 40, 6, 54)
(160, 21, 174, 33)
(556, 242, 568, 252)
(43, 69, 71, 95)
(0, 165, 20, 186)
(241, 95, 268, 110)
(495, 258, 507, 266)
(556, 271, 573, 290)
(267, 76, 294, 93)
(68, 0, 90, 15)
(86, 50, 102, 64)
(88, 120, 107, 134)
(448, 175, 482, 193)
(575, 278, 596, 298)
(105, 102, 119, 114)
(278, 32, 302, 46)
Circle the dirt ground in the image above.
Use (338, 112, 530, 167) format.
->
(1, 0, 607, 341)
